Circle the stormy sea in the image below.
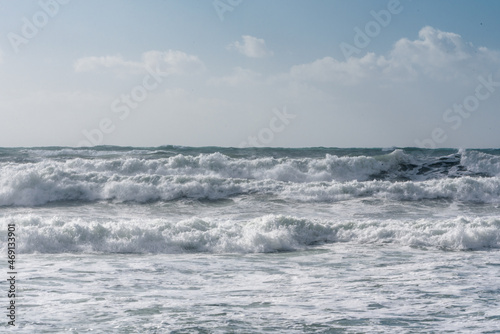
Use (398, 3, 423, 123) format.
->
(1, 146, 500, 333)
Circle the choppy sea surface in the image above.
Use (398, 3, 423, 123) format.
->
(1, 146, 500, 333)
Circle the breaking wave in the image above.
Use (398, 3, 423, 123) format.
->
(3, 214, 499, 254)
(1, 147, 500, 206)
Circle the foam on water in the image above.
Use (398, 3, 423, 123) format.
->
(3, 147, 500, 333)
(1, 148, 500, 206)
(461, 149, 500, 176)
(3, 214, 499, 254)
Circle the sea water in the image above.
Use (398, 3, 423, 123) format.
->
(1, 146, 500, 333)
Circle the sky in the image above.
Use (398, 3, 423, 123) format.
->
(0, 0, 499, 148)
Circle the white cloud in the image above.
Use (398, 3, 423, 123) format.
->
(227, 35, 273, 58)
(74, 55, 143, 74)
(289, 26, 500, 84)
(382, 26, 480, 81)
(0, 49, 3, 64)
(74, 50, 205, 76)
(208, 67, 262, 86)
(141, 50, 205, 76)
(290, 53, 380, 85)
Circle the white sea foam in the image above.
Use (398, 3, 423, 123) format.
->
(3, 148, 499, 333)
(1, 149, 500, 206)
(461, 149, 500, 176)
(281, 176, 500, 203)
(3, 214, 499, 254)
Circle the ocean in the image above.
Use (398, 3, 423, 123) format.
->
(1, 146, 500, 333)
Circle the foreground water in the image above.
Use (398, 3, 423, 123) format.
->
(1, 146, 500, 332)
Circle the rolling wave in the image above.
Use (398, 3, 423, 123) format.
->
(3, 214, 499, 253)
(1, 147, 499, 206)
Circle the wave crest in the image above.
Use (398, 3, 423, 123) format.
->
(3, 214, 500, 254)
(1, 149, 500, 206)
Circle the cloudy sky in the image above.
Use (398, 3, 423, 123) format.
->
(1, 0, 499, 148)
